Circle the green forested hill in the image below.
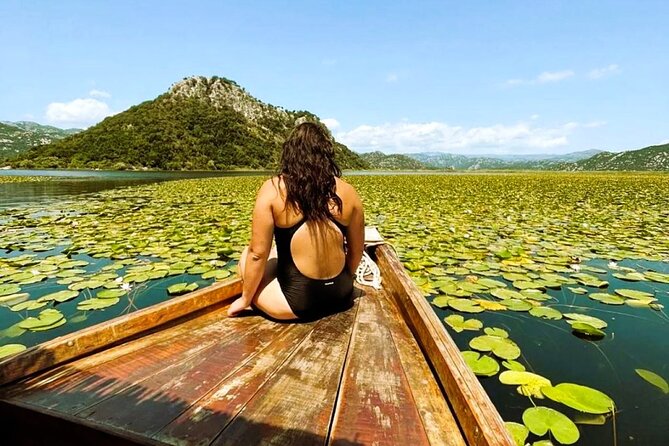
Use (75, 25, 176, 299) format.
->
(360, 151, 428, 170)
(567, 144, 669, 171)
(0, 121, 79, 159)
(9, 76, 368, 170)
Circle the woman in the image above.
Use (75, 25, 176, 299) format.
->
(227, 122, 365, 320)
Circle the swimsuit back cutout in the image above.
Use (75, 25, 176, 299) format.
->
(274, 216, 353, 319)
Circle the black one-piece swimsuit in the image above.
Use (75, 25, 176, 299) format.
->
(274, 218, 354, 319)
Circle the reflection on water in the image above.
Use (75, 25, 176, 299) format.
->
(0, 169, 270, 208)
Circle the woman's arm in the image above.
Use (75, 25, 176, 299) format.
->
(345, 189, 365, 275)
(228, 180, 275, 316)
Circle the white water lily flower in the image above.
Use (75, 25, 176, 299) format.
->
(30, 269, 40, 275)
(449, 226, 456, 233)
(608, 261, 618, 269)
(121, 282, 132, 291)
(464, 233, 471, 239)
(115, 276, 123, 283)
(570, 264, 581, 271)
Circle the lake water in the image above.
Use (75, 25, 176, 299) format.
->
(1, 170, 668, 446)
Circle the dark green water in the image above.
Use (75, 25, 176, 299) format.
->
(433, 258, 669, 445)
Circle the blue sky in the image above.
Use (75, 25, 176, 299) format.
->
(1, 0, 667, 155)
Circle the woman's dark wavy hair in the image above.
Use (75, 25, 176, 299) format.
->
(279, 122, 343, 222)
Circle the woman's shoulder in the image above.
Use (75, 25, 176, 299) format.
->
(335, 178, 361, 205)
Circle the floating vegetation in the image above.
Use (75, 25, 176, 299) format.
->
(522, 406, 580, 445)
(0, 176, 53, 183)
(1, 172, 668, 443)
(635, 369, 669, 394)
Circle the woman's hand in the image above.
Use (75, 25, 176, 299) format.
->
(227, 296, 251, 317)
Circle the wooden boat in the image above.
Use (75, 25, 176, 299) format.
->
(0, 245, 515, 446)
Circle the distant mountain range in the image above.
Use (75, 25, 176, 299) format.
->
(6, 76, 367, 170)
(0, 121, 79, 158)
(364, 146, 669, 171)
(1, 76, 667, 171)
(358, 151, 426, 170)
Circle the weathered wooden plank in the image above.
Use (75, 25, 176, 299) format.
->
(0, 399, 144, 446)
(8, 308, 261, 415)
(375, 245, 515, 446)
(0, 278, 242, 386)
(77, 315, 289, 437)
(1, 304, 233, 400)
(210, 301, 360, 446)
(154, 322, 316, 445)
(375, 287, 467, 446)
(328, 291, 432, 446)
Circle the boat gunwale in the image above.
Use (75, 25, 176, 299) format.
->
(0, 277, 243, 386)
(374, 244, 515, 446)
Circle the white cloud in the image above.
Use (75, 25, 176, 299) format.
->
(336, 119, 606, 155)
(658, 139, 669, 145)
(89, 89, 111, 98)
(386, 73, 399, 83)
(537, 70, 575, 83)
(587, 64, 621, 79)
(505, 69, 574, 86)
(45, 98, 114, 127)
(321, 118, 340, 130)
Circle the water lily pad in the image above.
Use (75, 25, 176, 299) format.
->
(500, 299, 533, 312)
(502, 360, 526, 371)
(10, 300, 47, 311)
(462, 351, 500, 376)
(18, 308, 65, 331)
(0, 284, 21, 296)
(570, 322, 605, 338)
(484, 327, 509, 338)
(491, 288, 525, 300)
(448, 298, 484, 313)
(167, 282, 199, 295)
(472, 299, 507, 311)
(505, 421, 528, 446)
(612, 272, 645, 281)
(635, 369, 669, 394)
(614, 289, 654, 300)
(500, 370, 552, 398)
(522, 407, 579, 445)
(644, 271, 669, 284)
(77, 297, 120, 311)
(563, 313, 607, 329)
(431, 296, 451, 308)
(444, 315, 483, 333)
(529, 306, 562, 320)
(570, 273, 608, 288)
(567, 287, 588, 295)
(0, 292, 30, 306)
(588, 293, 625, 305)
(470, 334, 521, 360)
(97, 288, 127, 299)
(37, 289, 79, 303)
(542, 383, 615, 414)
(0, 343, 27, 359)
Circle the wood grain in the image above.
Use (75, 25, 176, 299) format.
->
(0, 278, 242, 386)
(375, 286, 467, 446)
(328, 290, 432, 446)
(7, 307, 260, 415)
(154, 322, 315, 446)
(77, 316, 286, 437)
(375, 244, 515, 446)
(210, 301, 360, 446)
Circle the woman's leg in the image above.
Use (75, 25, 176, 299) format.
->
(236, 246, 297, 320)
